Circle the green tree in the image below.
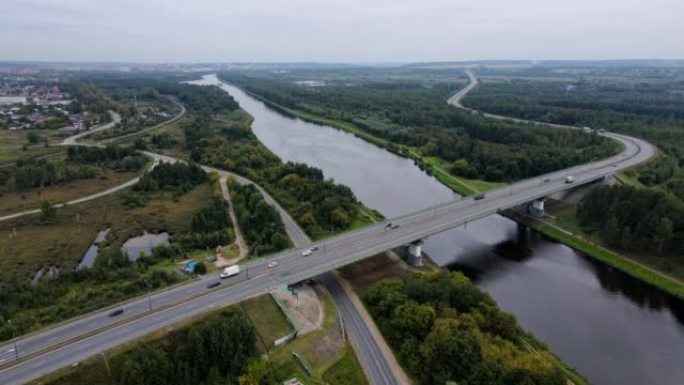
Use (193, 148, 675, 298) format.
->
(194, 262, 207, 275)
(40, 201, 57, 222)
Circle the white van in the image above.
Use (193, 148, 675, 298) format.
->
(220, 265, 240, 279)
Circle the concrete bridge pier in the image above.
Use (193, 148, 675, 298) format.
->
(530, 199, 545, 217)
(406, 239, 424, 267)
(517, 222, 529, 247)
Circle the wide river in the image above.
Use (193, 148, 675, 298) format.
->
(194, 75, 684, 385)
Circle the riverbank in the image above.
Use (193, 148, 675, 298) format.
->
(506, 209, 684, 299)
(237, 84, 684, 298)
(232, 87, 500, 196)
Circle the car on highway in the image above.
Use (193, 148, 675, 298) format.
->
(109, 308, 124, 317)
(565, 176, 575, 184)
(310, 246, 319, 252)
(267, 261, 278, 268)
(543, 178, 550, 183)
(474, 193, 485, 200)
(207, 281, 221, 289)
(390, 224, 400, 229)
(302, 249, 313, 257)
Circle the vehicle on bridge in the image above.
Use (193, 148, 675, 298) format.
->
(220, 265, 240, 278)
(565, 176, 575, 184)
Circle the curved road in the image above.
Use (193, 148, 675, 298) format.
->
(0, 74, 655, 385)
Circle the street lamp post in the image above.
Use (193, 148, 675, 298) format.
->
(143, 279, 152, 312)
(8, 320, 18, 361)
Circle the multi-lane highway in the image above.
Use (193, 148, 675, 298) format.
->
(0, 73, 655, 385)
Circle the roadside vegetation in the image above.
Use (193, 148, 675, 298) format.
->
(35, 308, 262, 385)
(363, 271, 586, 385)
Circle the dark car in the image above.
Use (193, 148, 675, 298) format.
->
(109, 308, 124, 317)
(543, 178, 550, 183)
(474, 193, 485, 200)
(390, 224, 400, 229)
(207, 281, 221, 289)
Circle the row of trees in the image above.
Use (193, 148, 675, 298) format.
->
(1, 150, 146, 191)
(578, 185, 684, 255)
(230, 181, 291, 256)
(134, 162, 207, 196)
(66, 145, 148, 171)
(363, 271, 572, 385)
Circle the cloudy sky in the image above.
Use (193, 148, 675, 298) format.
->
(1, 0, 682, 62)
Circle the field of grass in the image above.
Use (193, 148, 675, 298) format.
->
(240, 294, 292, 352)
(322, 346, 369, 385)
(255, 287, 365, 385)
(0, 182, 214, 281)
(0, 129, 65, 164)
(421, 154, 505, 194)
(0, 161, 148, 216)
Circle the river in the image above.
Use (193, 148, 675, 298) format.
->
(193, 75, 684, 385)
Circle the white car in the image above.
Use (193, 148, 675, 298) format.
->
(267, 261, 278, 268)
(301, 249, 312, 257)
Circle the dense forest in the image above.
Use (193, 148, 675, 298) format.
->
(578, 185, 684, 256)
(220, 72, 618, 182)
(364, 271, 576, 385)
(229, 180, 291, 256)
(43, 308, 261, 385)
(0, 146, 147, 192)
(463, 72, 684, 189)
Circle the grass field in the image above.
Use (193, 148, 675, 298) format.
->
(0, 161, 148, 216)
(0, 129, 65, 164)
(0, 182, 214, 281)
(240, 294, 292, 352)
(248, 286, 367, 385)
(322, 346, 369, 385)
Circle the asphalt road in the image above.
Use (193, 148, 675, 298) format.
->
(319, 273, 401, 385)
(0, 74, 656, 385)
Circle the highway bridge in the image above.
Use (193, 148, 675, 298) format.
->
(0, 75, 655, 385)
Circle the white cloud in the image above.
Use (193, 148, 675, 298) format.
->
(0, 0, 682, 62)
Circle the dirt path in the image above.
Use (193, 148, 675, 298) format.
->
(219, 176, 248, 261)
(272, 284, 324, 335)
